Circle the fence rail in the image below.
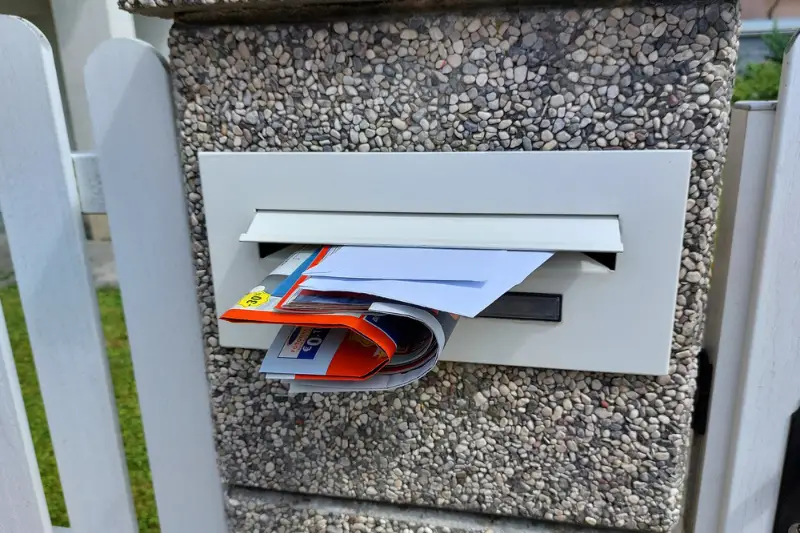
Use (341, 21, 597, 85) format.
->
(72, 152, 105, 215)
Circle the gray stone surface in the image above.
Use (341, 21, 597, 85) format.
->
(169, 3, 738, 531)
(229, 504, 479, 533)
(120, 0, 706, 17)
(226, 489, 628, 533)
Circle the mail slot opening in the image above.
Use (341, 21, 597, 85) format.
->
(259, 242, 291, 259)
(259, 243, 617, 272)
(476, 292, 563, 322)
(249, 246, 609, 329)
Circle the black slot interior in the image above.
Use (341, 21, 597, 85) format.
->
(477, 292, 562, 322)
(582, 252, 617, 271)
(257, 244, 617, 272)
(258, 242, 291, 258)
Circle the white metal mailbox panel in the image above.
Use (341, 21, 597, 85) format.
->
(199, 151, 691, 375)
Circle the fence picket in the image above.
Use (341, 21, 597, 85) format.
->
(85, 39, 228, 533)
(0, 303, 51, 533)
(691, 103, 777, 533)
(0, 16, 138, 533)
(717, 35, 800, 532)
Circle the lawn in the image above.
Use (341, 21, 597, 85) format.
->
(1, 286, 159, 533)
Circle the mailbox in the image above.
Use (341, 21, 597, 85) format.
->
(200, 150, 691, 375)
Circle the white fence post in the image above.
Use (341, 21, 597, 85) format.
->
(714, 35, 800, 532)
(690, 102, 777, 533)
(85, 39, 228, 533)
(0, 303, 51, 533)
(0, 16, 138, 533)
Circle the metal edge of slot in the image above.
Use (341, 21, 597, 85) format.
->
(239, 211, 624, 253)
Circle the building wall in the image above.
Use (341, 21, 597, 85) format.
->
(163, 2, 740, 531)
(741, 0, 800, 19)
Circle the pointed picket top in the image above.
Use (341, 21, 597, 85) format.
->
(86, 38, 228, 533)
(0, 302, 51, 533)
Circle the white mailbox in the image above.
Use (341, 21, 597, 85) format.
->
(199, 150, 691, 375)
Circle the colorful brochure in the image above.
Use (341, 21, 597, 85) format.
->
(221, 246, 458, 392)
(221, 244, 553, 392)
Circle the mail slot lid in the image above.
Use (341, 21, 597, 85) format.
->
(239, 211, 623, 253)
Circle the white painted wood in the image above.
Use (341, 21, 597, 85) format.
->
(0, 303, 52, 533)
(690, 105, 776, 533)
(72, 152, 106, 214)
(0, 16, 138, 533)
(50, 0, 136, 149)
(717, 37, 800, 533)
(241, 211, 623, 252)
(85, 39, 228, 533)
(201, 150, 691, 375)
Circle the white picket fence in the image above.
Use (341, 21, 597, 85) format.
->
(0, 16, 227, 533)
(0, 14, 798, 533)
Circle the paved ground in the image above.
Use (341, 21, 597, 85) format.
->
(0, 233, 118, 288)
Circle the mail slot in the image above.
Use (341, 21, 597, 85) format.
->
(199, 150, 691, 375)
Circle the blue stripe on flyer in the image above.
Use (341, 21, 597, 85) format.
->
(273, 247, 322, 297)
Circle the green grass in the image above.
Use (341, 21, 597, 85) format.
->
(1, 286, 159, 533)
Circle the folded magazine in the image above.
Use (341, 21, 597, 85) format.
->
(221, 246, 458, 392)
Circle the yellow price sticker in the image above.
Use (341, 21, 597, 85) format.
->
(238, 291, 269, 308)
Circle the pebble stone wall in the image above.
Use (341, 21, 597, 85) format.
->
(227, 499, 478, 533)
(153, 1, 738, 531)
(225, 489, 617, 533)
